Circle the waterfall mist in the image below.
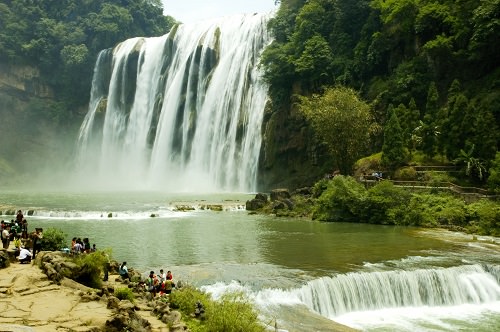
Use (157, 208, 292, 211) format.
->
(74, 13, 271, 192)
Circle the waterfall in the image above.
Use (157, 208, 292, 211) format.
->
(76, 13, 271, 192)
(295, 264, 500, 318)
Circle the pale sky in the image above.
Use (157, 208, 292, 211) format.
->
(162, 0, 277, 24)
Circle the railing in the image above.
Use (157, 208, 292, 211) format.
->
(359, 178, 498, 201)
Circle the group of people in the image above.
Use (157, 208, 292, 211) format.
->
(71, 237, 96, 255)
(1, 210, 29, 249)
(118, 262, 175, 297)
(1, 210, 43, 263)
(145, 269, 175, 297)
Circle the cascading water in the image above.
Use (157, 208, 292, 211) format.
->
(76, 14, 271, 192)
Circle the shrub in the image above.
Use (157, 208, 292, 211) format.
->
(73, 250, 110, 288)
(363, 181, 411, 225)
(115, 287, 135, 302)
(41, 228, 67, 251)
(402, 193, 466, 227)
(466, 200, 500, 236)
(204, 292, 264, 332)
(169, 285, 211, 315)
(394, 167, 417, 180)
(313, 176, 366, 222)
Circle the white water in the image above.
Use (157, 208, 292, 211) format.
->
(76, 14, 271, 192)
(203, 263, 500, 331)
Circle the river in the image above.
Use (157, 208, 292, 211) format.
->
(1, 190, 499, 331)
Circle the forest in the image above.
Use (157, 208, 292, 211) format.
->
(260, 0, 499, 190)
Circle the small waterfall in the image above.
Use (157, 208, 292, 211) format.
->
(295, 264, 500, 318)
(76, 13, 271, 192)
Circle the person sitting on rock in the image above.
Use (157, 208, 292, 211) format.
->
(119, 262, 131, 281)
(18, 246, 32, 264)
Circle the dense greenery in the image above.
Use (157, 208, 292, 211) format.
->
(298, 86, 375, 174)
(262, 0, 499, 182)
(0, 0, 175, 111)
(41, 227, 67, 251)
(169, 285, 264, 332)
(311, 176, 499, 236)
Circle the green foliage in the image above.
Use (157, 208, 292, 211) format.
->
(0, 0, 174, 108)
(298, 86, 374, 174)
(313, 176, 366, 222)
(363, 181, 411, 224)
(41, 228, 67, 251)
(73, 251, 110, 289)
(454, 145, 487, 181)
(394, 167, 417, 180)
(169, 285, 211, 315)
(204, 292, 264, 332)
(115, 287, 135, 302)
(396, 193, 466, 227)
(466, 200, 500, 236)
(382, 106, 408, 170)
(487, 152, 500, 194)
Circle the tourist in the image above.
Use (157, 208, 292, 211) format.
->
(146, 271, 158, 297)
(18, 246, 32, 264)
(119, 262, 131, 281)
(158, 269, 166, 283)
(32, 228, 43, 258)
(2, 225, 11, 249)
(91, 243, 97, 252)
(83, 238, 91, 253)
(21, 219, 28, 239)
(102, 252, 111, 281)
(73, 238, 84, 254)
(16, 210, 23, 224)
(166, 270, 173, 280)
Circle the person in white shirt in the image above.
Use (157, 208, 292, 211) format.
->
(18, 247, 32, 264)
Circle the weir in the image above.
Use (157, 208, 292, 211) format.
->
(76, 14, 271, 192)
(295, 264, 500, 318)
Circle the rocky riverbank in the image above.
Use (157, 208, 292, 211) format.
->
(0, 250, 187, 332)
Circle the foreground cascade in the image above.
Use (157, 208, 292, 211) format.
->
(76, 14, 271, 192)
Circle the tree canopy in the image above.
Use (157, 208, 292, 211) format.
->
(0, 0, 176, 110)
(263, 0, 499, 181)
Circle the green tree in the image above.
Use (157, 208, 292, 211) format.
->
(382, 106, 408, 170)
(298, 86, 373, 174)
(487, 152, 500, 193)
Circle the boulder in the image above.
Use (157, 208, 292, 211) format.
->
(255, 193, 268, 202)
(245, 199, 266, 211)
(270, 189, 291, 201)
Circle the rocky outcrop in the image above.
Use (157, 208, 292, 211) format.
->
(0, 63, 53, 99)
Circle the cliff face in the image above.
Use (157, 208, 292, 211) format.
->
(0, 64, 53, 100)
(258, 101, 333, 191)
(0, 63, 73, 186)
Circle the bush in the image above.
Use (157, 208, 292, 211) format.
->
(204, 292, 264, 332)
(402, 193, 466, 227)
(73, 251, 110, 288)
(169, 285, 211, 315)
(363, 181, 411, 225)
(466, 200, 500, 236)
(41, 228, 67, 251)
(313, 176, 366, 222)
(115, 287, 135, 302)
(394, 167, 417, 180)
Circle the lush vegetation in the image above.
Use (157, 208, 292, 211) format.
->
(115, 287, 136, 302)
(169, 285, 265, 332)
(41, 227, 67, 251)
(0, 0, 175, 115)
(262, 0, 499, 184)
(310, 176, 499, 236)
(73, 250, 111, 288)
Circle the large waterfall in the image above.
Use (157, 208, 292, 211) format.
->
(76, 13, 271, 192)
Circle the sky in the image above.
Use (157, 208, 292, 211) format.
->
(162, 0, 278, 24)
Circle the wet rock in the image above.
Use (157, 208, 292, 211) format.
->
(270, 188, 291, 201)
